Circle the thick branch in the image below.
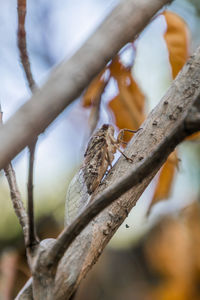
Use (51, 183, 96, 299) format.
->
(52, 48, 200, 300)
(46, 51, 200, 270)
(0, 0, 172, 169)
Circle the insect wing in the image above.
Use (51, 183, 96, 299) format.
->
(65, 169, 90, 226)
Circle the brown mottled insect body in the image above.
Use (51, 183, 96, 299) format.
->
(65, 124, 138, 225)
(83, 124, 117, 194)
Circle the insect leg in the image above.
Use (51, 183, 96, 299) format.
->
(115, 143, 133, 162)
(105, 150, 113, 169)
(117, 128, 141, 144)
(109, 133, 133, 162)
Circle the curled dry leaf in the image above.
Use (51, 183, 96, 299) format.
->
(163, 11, 200, 141)
(82, 70, 108, 107)
(163, 10, 189, 79)
(148, 152, 179, 215)
(108, 57, 145, 143)
(82, 54, 145, 142)
(149, 11, 191, 212)
(82, 69, 110, 135)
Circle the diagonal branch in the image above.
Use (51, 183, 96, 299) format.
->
(0, 0, 172, 170)
(46, 93, 200, 271)
(32, 45, 200, 299)
(17, 0, 38, 248)
(51, 50, 200, 300)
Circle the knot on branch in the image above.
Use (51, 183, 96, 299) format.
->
(184, 103, 200, 133)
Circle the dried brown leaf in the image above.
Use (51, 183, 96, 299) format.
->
(82, 70, 108, 107)
(109, 58, 145, 142)
(163, 10, 189, 79)
(148, 151, 179, 214)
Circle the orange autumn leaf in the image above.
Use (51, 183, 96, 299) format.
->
(109, 95, 140, 144)
(186, 132, 200, 141)
(82, 54, 145, 142)
(145, 203, 200, 300)
(163, 10, 189, 79)
(109, 57, 145, 113)
(82, 69, 110, 134)
(163, 12, 200, 141)
(148, 12, 191, 211)
(82, 69, 108, 107)
(109, 92, 144, 143)
(148, 152, 179, 215)
(108, 58, 145, 142)
(145, 211, 196, 300)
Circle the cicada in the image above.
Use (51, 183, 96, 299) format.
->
(65, 124, 138, 225)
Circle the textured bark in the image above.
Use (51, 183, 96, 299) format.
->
(52, 48, 200, 299)
(0, 0, 172, 169)
(16, 47, 200, 299)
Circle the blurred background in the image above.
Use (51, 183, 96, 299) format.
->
(0, 0, 200, 298)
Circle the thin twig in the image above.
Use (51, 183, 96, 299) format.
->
(0, 109, 29, 245)
(27, 140, 38, 246)
(17, 0, 36, 91)
(17, 0, 38, 247)
(4, 165, 29, 244)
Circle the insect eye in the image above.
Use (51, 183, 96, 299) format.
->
(102, 124, 109, 130)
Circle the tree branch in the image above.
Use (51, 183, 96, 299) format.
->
(27, 141, 38, 247)
(17, 0, 38, 248)
(52, 48, 200, 299)
(45, 47, 200, 270)
(0, 0, 172, 170)
(0, 109, 29, 245)
(4, 164, 29, 245)
(19, 45, 200, 299)
(17, 0, 36, 91)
